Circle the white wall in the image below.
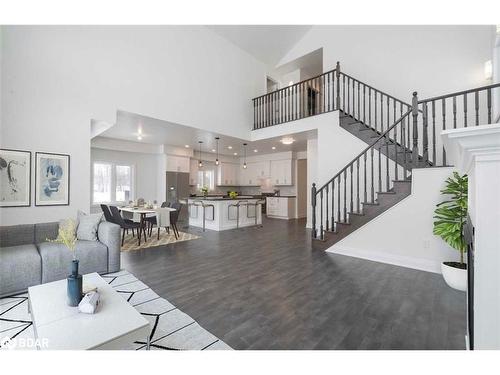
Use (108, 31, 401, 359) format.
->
(91, 147, 161, 206)
(0, 26, 268, 225)
(327, 167, 459, 274)
(279, 26, 493, 102)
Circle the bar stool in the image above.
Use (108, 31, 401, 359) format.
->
(246, 199, 265, 227)
(192, 201, 215, 232)
(228, 200, 247, 229)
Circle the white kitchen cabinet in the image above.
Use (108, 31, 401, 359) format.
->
(239, 161, 271, 186)
(189, 159, 199, 186)
(266, 196, 296, 219)
(166, 155, 190, 173)
(217, 162, 239, 186)
(270, 159, 292, 186)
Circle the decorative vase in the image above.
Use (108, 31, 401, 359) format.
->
(441, 262, 467, 292)
(67, 259, 83, 306)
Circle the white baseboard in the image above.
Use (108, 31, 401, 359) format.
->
(326, 245, 442, 274)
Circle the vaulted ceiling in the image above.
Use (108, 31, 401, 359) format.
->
(205, 25, 312, 68)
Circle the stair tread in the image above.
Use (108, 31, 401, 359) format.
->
(335, 221, 351, 225)
(377, 191, 396, 195)
(348, 212, 365, 216)
(362, 201, 379, 206)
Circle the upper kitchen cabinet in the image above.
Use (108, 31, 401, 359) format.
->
(217, 162, 239, 186)
(166, 155, 190, 173)
(270, 159, 292, 186)
(239, 161, 270, 186)
(189, 158, 199, 186)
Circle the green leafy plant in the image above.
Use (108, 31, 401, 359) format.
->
(200, 186, 209, 194)
(229, 191, 238, 199)
(433, 172, 468, 264)
(47, 219, 78, 260)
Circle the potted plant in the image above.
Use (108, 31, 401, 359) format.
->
(229, 191, 238, 199)
(48, 219, 82, 306)
(200, 186, 209, 197)
(433, 172, 468, 291)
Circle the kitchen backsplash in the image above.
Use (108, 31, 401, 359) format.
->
(189, 185, 297, 196)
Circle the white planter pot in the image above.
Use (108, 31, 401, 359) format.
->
(441, 262, 467, 292)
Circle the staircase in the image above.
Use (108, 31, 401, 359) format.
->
(252, 62, 500, 247)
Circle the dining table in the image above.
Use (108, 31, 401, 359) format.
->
(119, 206, 176, 245)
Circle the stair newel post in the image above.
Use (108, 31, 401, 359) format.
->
(411, 91, 419, 167)
(422, 101, 429, 164)
(311, 183, 317, 239)
(335, 61, 340, 110)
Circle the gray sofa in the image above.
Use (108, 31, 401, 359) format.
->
(0, 221, 121, 298)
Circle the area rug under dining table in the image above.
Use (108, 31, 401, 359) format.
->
(0, 270, 231, 350)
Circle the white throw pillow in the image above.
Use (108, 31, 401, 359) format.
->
(76, 210, 103, 241)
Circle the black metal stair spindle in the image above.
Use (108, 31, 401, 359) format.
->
(343, 169, 347, 223)
(347, 76, 350, 116)
(356, 158, 360, 213)
(337, 175, 341, 224)
(474, 91, 479, 126)
(385, 136, 390, 191)
(442, 98, 447, 166)
(331, 178, 335, 232)
(378, 144, 382, 193)
(453, 96, 457, 129)
(350, 164, 353, 214)
(325, 184, 329, 232)
(423, 102, 429, 164)
(374, 91, 378, 132)
(432, 100, 436, 164)
(370, 148, 375, 202)
(363, 153, 367, 205)
(320, 189, 324, 240)
(464, 93, 468, 128)
(487, 88, 492, 124)
(311, 183, 317, 239)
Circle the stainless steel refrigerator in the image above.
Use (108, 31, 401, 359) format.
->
(166, 171, 190, 223)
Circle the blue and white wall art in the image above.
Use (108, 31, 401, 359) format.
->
(35, 152, 70, 206)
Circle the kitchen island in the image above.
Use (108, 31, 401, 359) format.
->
(187, 197, 263, 231)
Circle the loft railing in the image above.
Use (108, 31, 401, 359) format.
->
(311, 80, 500, 240)
(252, 61, 413, 132)
(413, 83, 500, 167)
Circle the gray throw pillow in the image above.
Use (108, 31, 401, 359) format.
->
(76, 210, 103, 241)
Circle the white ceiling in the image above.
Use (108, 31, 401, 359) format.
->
(206, 25, 312, 67)
(98, 110, 311, 156)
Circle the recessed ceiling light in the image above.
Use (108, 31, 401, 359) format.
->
(233, 152, 238, 156)
(184, 145, 190, 148)
(137, 136, 142, 141)
(212, 149, 216, 152)
(254, 149, 258, 153)
(228, 146, 233, 149)
(272, 146, 276, 150)
(281, 137, 295, 145)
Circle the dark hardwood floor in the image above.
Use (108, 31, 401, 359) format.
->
(121, 217, 466, 350)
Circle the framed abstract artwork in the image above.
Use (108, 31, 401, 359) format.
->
(35, 152, 70, 206)
(0, 149, 32, 207)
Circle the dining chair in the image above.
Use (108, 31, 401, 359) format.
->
(169, 203, 183, 239)
(100, 204, 114, 222)
(109, 206, 144, 246)
(145, 201, 170, 236)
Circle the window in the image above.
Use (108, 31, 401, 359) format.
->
(93, 163, 112, 203)
(92, 162, 134, 204)
(115, 165, 132, 202)
(196, 168, 215, 191)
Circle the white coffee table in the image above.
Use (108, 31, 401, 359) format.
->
(28, 272, 150, 350)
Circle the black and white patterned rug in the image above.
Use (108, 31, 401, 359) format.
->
(0, 270, 231, 350)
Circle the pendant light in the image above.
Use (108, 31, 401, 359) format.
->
(215, 137, 220, 166)
(243, 143, 247, 169)
(198, 141, 203, 168)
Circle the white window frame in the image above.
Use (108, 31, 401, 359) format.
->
(92, 161, 135, 205)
